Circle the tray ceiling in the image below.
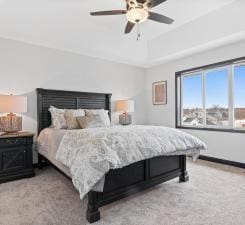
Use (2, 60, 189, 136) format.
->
(0, 0, 242, 67)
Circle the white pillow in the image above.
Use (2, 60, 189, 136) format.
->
(85, 109, 110, 126)
(48, 106, 67, 129)
(64, 109, 85, 129)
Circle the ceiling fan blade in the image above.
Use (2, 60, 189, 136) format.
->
(90, 10, 126, 16)
(125, 22, 135, 34)
(148, 12, 174, 24)
(146, 0, 167, 8)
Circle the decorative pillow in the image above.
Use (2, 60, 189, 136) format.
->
(64, 109, 85, 129)
(77, 115, 107, 129)
(48, 106, 67, 129)
(85, 109, 110, 126)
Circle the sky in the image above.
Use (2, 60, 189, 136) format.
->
(182, 65, 245, 108)
(234, 65, 245, 107)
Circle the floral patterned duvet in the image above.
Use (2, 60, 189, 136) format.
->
(55, 125, 207, 199)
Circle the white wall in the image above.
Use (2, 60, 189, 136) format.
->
(1, 37, 244, 164)
(0, 37, 147, 135)
(145, 40, 245, 163)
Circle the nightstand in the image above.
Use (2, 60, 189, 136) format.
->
(0, 132, 35, 183)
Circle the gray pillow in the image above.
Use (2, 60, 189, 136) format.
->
(77, 115, 107, 129)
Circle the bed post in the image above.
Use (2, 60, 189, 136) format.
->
(179, 155, 189, 182)
(87, 191, 100, 223)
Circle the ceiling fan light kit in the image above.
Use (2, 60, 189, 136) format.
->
(90, 0, 174, 38)
(126, 7, 149, 24)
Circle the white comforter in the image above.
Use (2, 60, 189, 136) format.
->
(55, 125, 207, 199)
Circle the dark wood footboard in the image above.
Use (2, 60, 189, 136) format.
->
(86, 155, 188, 223)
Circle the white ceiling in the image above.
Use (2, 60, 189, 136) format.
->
(0, 0, 243, 67)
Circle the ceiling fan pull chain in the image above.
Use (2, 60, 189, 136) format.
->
(137, 22, 141, 41)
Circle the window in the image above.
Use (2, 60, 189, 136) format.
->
(176, 57, 245, 132)
(234, 65, 245, 128)
(182, 73, 203, 126)
(205, 68, 229, 127)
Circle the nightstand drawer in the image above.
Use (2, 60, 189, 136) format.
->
(0, 137, 27, 147)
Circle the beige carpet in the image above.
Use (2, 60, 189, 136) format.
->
(0, 159, 244, 225)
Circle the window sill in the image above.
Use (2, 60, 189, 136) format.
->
(176, 126, 245, 133)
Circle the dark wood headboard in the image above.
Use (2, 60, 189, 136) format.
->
(36, 88, 112, 134)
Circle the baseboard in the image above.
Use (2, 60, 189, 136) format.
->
(198, 155, 245, 169)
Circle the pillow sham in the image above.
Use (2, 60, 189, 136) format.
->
(64, 109, 85, 129)
(48, 106, 67, 129)
(85, 109, 110, 126)
(77, 115, 107, 129)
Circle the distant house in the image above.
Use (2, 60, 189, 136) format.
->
(183, 117, 200, 126)
(206, 116, 218, 125)
(183, 107, 232, 126)
(235, 119, 245, 128)
(242, 121, 245, 128)
(193, 110, 203, 118)
(207, 109, 222, 119)
(206, 107, 229, 125)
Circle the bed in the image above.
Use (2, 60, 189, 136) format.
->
(36, 88, 205, 223)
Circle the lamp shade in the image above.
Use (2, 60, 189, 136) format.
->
(0, 95, 27, 113)
(116, 100, 134, 113)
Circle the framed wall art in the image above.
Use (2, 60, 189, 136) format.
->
(152, 81, 167, 105)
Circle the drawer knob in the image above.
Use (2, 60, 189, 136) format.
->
(6, 139, 18, 145)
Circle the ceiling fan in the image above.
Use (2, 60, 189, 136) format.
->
(90, 0, 174, 35)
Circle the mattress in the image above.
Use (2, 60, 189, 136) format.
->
(37, 128, 71, 177)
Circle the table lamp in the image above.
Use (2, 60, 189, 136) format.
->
(116, 100, 134, 125)
(0, 95, 27, 134)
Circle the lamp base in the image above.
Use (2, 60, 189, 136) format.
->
(119, 113, 132, 125)
(0, 114, 22, 133)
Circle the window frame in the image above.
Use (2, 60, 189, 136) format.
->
(175, 56, 245, 133)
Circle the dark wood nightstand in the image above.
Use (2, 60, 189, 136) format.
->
(0, 132, 35, 183)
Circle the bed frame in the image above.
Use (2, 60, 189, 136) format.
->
(36, 88, 189, 223)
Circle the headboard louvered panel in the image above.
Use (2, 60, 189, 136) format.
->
(36, 88, 112, 134)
